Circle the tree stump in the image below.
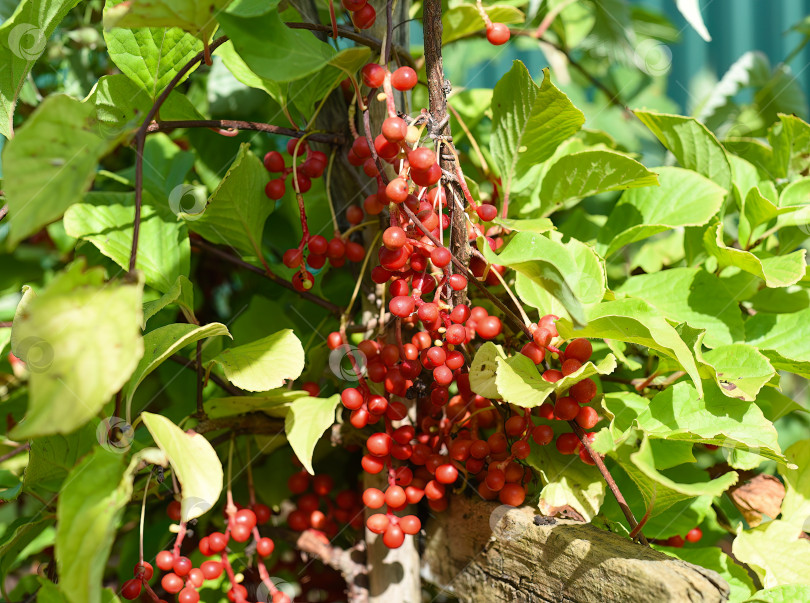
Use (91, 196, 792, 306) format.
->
(422, 496, 730, 602)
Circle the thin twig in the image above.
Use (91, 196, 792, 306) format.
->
(129, 36, 229, 274)
(0, 205, 7, 222)
(0, 443, 30, 464)
(167, 353, 242, 397)
(191, 239, 341, 315)
(145, 120, 345, 145)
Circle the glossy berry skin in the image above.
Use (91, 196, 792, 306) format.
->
(554, 396, 579, 421)
(499, 483, 525, 506)
(173, 556, 192, 577)
(178, 587, 200, 603)
(477, 204, 498, 222)
(133, 561, 153, 580)
(352, 3, 376, 29)
(121, 579, 142, 600)
(391, 66, 418, 91)
(167, 500, 181, 521)
(486, 22, 510, 45)
(234, 508, 258, 529)
(361, 63, 386, 88)
(200, 560, 223, 580)
(383, 524, 405, 548)
(556, 432, 580, 455)
(257, 537, 275, 557)
(155, 550, 174, 571)
(265, 179, 285, 200)
(263, 150, 285, 172)
(532, 424, 554, 446)
(161, 573, 184, 594)
(208, 531, 229, 553)
(342, 0, 366, 9)
(565, 338, 593, 362)
(686, 527, 703, 543)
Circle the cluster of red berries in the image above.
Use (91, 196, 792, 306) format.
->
(263, 139, 327, 201)
(286, 469, 365, 535)
(123, 499, 286, 603)
(342, 0, 376, 30)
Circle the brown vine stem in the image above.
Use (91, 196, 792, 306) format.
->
(145, 120, 345, 145)
(0, 204, 7, 222)
(129, 36, 229, 274)
(297, 529, 368, 602)
(0, 443, 30, 463)
(400, 203, 532, 339)
(191, 238, 341, 315)
(286, 22, 415, 69)
(569, 420, 649, 546)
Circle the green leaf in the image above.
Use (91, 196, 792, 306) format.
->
(204, 388, 309, 419)
(490, 63, 585, 206)
(700, 344, 775, 402)
(634, 110, 732, 190)
(704, 221, 806, 288)
(657, 547, 755, 602)
(0, 517, 53, 600)
(537, 150, 658, 214)
(616, 267, 744, 347)
(125, 322, 230, 413)
(215, 41, 286, 105)
(746, 308, 810, 377)
(188, 143, 272, 263)
(754, 387, 808, 422)
(442, 5, 524, 44)
(210, 329, 305, 392)
(482, 232, 605, 327)
(632, 382, 785, 465)
(55, 450, 133, 603)
(37, 581, 69, 603)
(142, 275, 196, 326)
(556, 298, 703, 395)
(289, 47, 372, 117)
(598, 167, 726, 257)
(141, 412, 223, 520)
(103, 6, 203, 101)
(22, 423, 97, 497)
(64, 192, 190, 294)
(3, 95, 115, 249)
(216, 9, 335, 83)
(489, 351, 616, 408)
(491, 217, 554, 233)
(733, 520, 810, 588)
(737, 186, 791, 249)
(745, 585, 810, 602)
(285, 394, 341, 474)
(527, 441, 605, 520)
(769, 114, 810, 180)
(104, 0, 231, 44)
(780, 440, 810, 530)
(468, 342, 506, 400)
(0, 0, 81, 139)
(9, 262, 144, 439)
(779, 177, 810, 208)
(674, 0, 711, 41)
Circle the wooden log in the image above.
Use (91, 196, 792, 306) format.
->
(422, 496, 730, 602)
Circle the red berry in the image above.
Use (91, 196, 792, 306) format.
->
(521, 342, 545, 364)
(313, 474, 334, 496)
(167, 500, 181, 521)
(575, 406, 599, 429)
(391, 66, 418, 91)
(565, 338, 593, 363)
(383, 524, 405, 548)
(449, 273, 468, 290)
(287, 138, 308, 157)
(476, 316, 502, 339)
(435, 464, 459, 484)
(511, 440, 531, 459)
(367, 432, 392, 456)
(291, 270, 314, 292)
(382, 116, 408, 142)
(430, 246, 452, 268)
(408, 147, 436, 171)
(257, 537, 275, 557)
(156, 550, 174, 571)
(383, 226, 407, 249)
(133, 561, 153, 580)
(386, 178, 409, 203)
(532, 424, 554, 446)
(570, 378, 597, 403)
(308, 235, 328, 255)
(686, 527, 703, 543)
(121, 579, 142, 600)
(667, 535, 685, 548)
(542, 369, 564, 383)
(173, 556, 192, 577)
(533, 327, 552, 347)
(399, 515, 421, 535)
(556, 432, 580, 455)
(363, 487, 385, 508)
(367, 513, 389, 534)
(499, 483, 525, 506)
(265, 178, 285, 200)
(476, 204, 498, 222)
(346, 204, 364, 225)
(561, 358, 583, 376)
(390, 295, 415, 317)
(385, 485, 407, 507)
(486, 468, 505, 491)
(263, 150, 285, 172)
(178, 587, 200, 603)
(554, 396, 579, 421)
(161, 573, 184, 594)
(208, 531, 229, 553)
(234, 508, 258, 529)
(352, 3, 376, 28)
(282, 248, 303, 269)
(361, 63, 386, 88)
(486, 22, 510, 45)
(188, 568, 204, 588)
(200, 560, 223, 580)
(342, 0, 366, 10)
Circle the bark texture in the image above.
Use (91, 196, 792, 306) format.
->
(422, 496, 731, 602)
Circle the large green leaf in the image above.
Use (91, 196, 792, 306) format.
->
(482, 232, 605, 327)
(22, 423, 97, 497)
(105, 0, 231, 44)
(442, 4, 524, 44)
(210, 329, 305, 392)
(769, 114, 810, 180)
(700, 344, 775, 402)
(490, 63, 584, 205)
(125, 322, 230, 415)
(629, 382, 784, 465)
(556, 298, 703, 395)
(215, 40, 286, 106)
(9, 262, 144, 439)
(141, 412, 223, 520)
(64, 192, 190, 294)
(285, 394, 341, 474)
(204, 388, 309, 419)
(0, 517, 54, 600)
(142, 275, 196, 326)
(55, 450, 134, 603)
(780, 440, 810, 530)
(737, 186, 795, 249)
(217, 9, 335, 83)
(745, 585, 810, 602)
(537, 150, 658, 215)
(634, 110, 732, 190)
(3, 95, 115, 248)
(746, 307, 810, 377)
(188, 143, 272, 263)
(0, 0, 81, 139)
(704, 221, 806, 288)
(617, 268, 744, 347)
(657, 547, 755, 602)
(733, 520, 810, 588)
(527, 441, 605, 521)
(598, 167, 727, 257)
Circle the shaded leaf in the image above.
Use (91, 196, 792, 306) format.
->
(285, 394, 341, 474)
(210, 329, 304, 392)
